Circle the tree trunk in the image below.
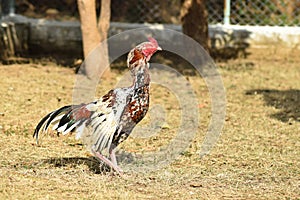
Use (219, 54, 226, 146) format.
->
(77, 0, 111, 79)
(77, 0, 100, 58)
(98, 0, 111, 77)
(98, 0, 111, 41)
(181, 0, 209, 52)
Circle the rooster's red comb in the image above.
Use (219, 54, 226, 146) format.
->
(147, 37, 159, 47)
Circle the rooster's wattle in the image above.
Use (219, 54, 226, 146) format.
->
(34, 38, 162, 174)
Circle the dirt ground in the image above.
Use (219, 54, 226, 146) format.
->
(0, 48, 299, 199)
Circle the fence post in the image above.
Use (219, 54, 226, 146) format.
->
(223, 0, 231, 25)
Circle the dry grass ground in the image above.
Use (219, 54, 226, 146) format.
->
(0, 49, 299, 199)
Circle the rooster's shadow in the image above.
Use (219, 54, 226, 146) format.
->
(40, 151, 135, 174)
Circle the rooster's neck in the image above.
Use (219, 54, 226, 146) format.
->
(131, 62, 150, 89)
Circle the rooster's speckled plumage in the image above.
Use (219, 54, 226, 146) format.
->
(34, 38, 162, 174)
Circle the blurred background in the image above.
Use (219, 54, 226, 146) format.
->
(1, 0, 299, 25)
(1, 0, 300, 64)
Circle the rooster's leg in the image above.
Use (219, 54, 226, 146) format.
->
(92, 149, 122, 174)
(109, 146, 123, 173)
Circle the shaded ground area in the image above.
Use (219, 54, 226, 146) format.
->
(0, 48, 299, 199)
(246, 89, 300, 123)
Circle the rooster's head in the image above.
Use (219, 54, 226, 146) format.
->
(127, 37, 162, 67)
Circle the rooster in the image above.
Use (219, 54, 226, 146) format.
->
(34, 38, 162, 174)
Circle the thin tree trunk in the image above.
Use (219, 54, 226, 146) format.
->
(98, 0, 111, 40)
(77, 0, 100, 58)
(98, 0, 111, 77)
(181, 0, 209, 52)
(77, 0, 111, 78)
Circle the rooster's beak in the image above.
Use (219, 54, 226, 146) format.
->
(157, 46, 162, 51)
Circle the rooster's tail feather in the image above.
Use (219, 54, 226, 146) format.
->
(33, 104, 90, 144)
